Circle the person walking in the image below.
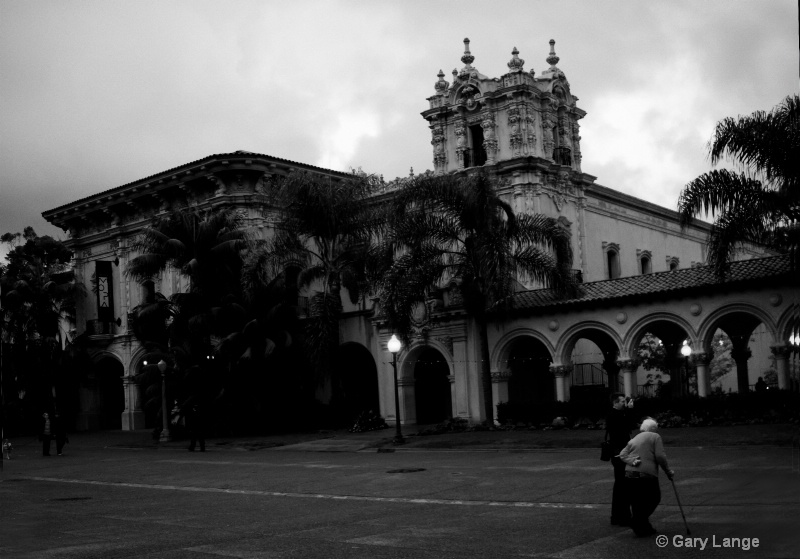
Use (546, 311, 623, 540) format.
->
(618, 417, 675, 537)
(40, 412, 52, 456)
(181, 397, 206, 452)
(52, 413, 68, 456)
(606, 393, 635, 526)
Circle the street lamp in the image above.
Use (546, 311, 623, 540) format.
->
(158, 359, 170, 442)
(680, 340, 692, 396)
(388, 334, 404, 445)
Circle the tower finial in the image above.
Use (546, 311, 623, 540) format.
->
(546, 39, 560, 68)
(461, 37, 475, 66)
(507, 46, 525, 72)
(434, 69, 449, 95)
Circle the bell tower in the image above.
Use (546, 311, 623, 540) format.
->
(422, 38, 598, 279)
(422, 38, 589, 175)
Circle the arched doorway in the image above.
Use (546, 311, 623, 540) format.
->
(507, 337, 554, 405)
(94, 356, 124, 430)
(333, 343, 379, 420)
(414, 347, 451, 424)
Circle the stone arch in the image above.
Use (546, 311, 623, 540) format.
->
(89, 350, 125, 430)
(129, 346, 150, 376)
(556, 321, 623, 366)
(556, 321, 624, 400)
(776, 304, 800, 343)
(399, 339, 454, 380)
(491, 328, 555, 373)
(698, 303, 778, 349)
(399, 340, 454, 425)
(698, 303, 779, 394)
(623, 312, 697, 358)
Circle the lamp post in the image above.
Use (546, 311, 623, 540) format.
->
(680, 340, 692, 396)
(388, 334, 404, 445)
(158, 359, 170, 442)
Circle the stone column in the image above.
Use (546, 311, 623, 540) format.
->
(616, 358, 638, 398)
(397, 377, 416, 425)
(731, 344, 753, 394)
(692, 352, 712, 397)
(447, 374, 457, 420)
(550, 365, 570, 402)
(121, 373, 145, 430)
(491, 371, 512, 423)
(771, 344, 790, 390)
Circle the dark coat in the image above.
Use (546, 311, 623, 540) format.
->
(606, 407, 636, 452)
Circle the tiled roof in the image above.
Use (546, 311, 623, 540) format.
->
(509, 255, 793, 311)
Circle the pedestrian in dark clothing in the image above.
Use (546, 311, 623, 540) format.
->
(619, 418, 675, 537)
(40, 412, 52, 456)
(755, 377, 767, 393)
(52, 413, 68, 456)
(181, 398, 206, 452)
(606, 393, 636, 526)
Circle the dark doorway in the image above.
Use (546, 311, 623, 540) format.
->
(95, 357, 124, 430)
(414, 348, 451, 424)
(508, 339, 554, 405)
(333, 343, 379, 421)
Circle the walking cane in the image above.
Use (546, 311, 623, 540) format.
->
(670, 478, 691, 535)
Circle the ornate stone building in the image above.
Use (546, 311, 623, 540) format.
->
(43, 39, 797, 431)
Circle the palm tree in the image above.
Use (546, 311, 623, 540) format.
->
(375, 172, 576, 425)
(678, 94, 799, 273)
(127, 208, 253, 429)
(262, 170, 382, 390)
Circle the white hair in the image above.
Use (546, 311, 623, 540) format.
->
(640, 418, 658, 432)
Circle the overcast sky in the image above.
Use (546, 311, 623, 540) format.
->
(1, 0, 797, 261)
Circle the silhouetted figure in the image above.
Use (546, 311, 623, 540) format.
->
(40, 412, 52, 456)
(606, 393, 636, 526)
(182, 398, 206, 452)
(755, 377, 767, 393)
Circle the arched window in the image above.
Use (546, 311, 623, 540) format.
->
(667, 256, 680, 271)
(603, 242, 621, 279)
(607, 250, 620, 279)
(637, 249, 652, 274)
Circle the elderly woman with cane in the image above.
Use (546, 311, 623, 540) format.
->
(618, 417, 675, 537)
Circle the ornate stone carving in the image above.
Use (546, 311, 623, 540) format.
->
(769, 294, 782, 307)
(507, 47, 524, 72)
(548, 320, 559, 331)
(434, 69, 449, 95)
(436, 336, 454, 356)
(491, 371, 513, 382)
(508, 106, 523, 157)
(615, 358, 640, 372)
(550, 364, 572, 378)
(542, 109, 555, 159)
(615, 312, 627, 324)
(525, 109, 537, 155)
(207, 174, 226, 197)
(571, 119, 582, 167)
(691, 352, 712, 366)
(431, 126, 447, 171)
(454, 121, 467, 170)
(481, 112, 498, 164)
(689, 303, 702, 316)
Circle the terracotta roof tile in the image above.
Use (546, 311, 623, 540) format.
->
(509, 255, 793, 311)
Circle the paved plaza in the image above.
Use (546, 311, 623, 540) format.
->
(2, 429, 799, 558)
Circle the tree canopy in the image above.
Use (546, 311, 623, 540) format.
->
(678, 94, 799, 272)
